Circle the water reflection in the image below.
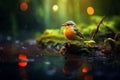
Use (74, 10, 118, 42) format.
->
(0, 54, 120, 80)
(19, 68, 28, 80)
(63, 54, 93, 80)
(18, 54, 28, 67)
(26, 56, 65, 80)
(0, 41, 120, 80)
(63, 53, 120, 80)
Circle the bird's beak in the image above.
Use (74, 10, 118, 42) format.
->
(62, 23, 67, 26)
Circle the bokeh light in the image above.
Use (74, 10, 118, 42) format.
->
(18, 54, 27, 60)
(20, 2, 28, 11)
(52, 4, 59, 12)
(82, 67, 89, 73)
(18, 62, 28, 67)
(87, 6, 94, 15)
(18, 54, 28, 67)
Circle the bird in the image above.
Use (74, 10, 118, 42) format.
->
(62, 20, 84, 41)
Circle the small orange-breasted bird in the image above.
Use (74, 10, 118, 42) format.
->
(62, 21, 84, 41)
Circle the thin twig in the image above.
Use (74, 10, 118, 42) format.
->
(91, 16, 106, 40)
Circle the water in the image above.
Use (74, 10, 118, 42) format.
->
(0, 56, 65, 80)
(0, 55, 120, 80)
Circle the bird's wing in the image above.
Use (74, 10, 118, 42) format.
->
(73, 28, 84, 38)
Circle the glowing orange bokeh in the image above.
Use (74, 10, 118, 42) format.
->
(87, 6, 94, 15)
(82, 67, 89, 73)
(18, 54, 27, 60)
(18, 54, 28, 67)
(20, 2, 28, 11)
(18, 62, 28, 67)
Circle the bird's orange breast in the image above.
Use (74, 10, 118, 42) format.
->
(64, 26, 75, 40)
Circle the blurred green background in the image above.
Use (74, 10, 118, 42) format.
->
(0, 0, 120, 41)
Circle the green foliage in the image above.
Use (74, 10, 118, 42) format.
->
(36, 29, 66, 44)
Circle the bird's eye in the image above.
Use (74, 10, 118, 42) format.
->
(68, 23, 74, 26)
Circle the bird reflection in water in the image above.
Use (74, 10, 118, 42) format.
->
(60, 43, 93, 80)
(63, 54, 93, 80)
